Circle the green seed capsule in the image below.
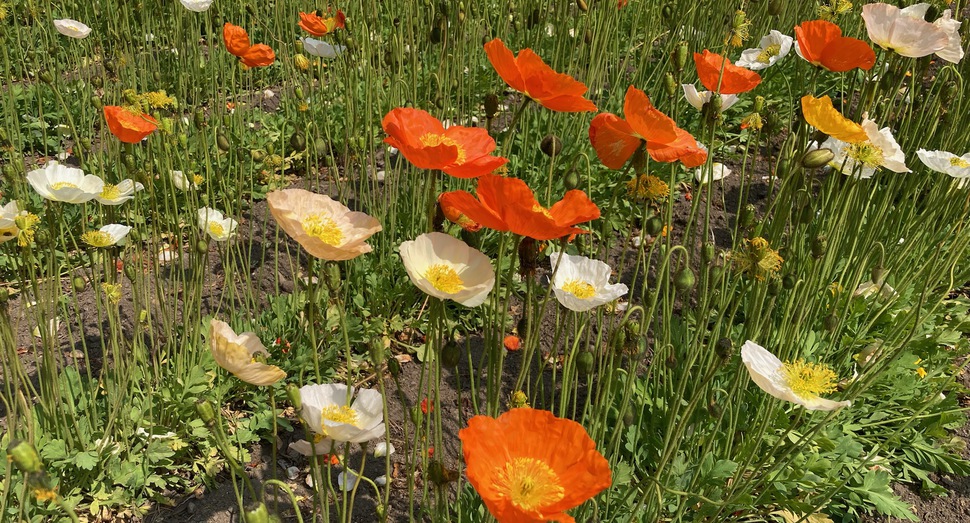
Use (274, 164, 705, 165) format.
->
(564, 169, 581, 190)
(576, 352, 594, 375)
(739, 204, 756, 227)
(673, 267, 695, 291)
(701, 243, 716, 264)
(7, 440, 43, 474)
(196, 399, 217, 425)
(72, 277, 85, 292)
(216, 133, 231, 152)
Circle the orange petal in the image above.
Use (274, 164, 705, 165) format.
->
(104, 106, 157, 144)
(623, 85, 678, 143)
(438, 190, 507, 232)
(241, 44, 275, 67)
(646, 128, 707, 167)
(548, 190, 601, 227)
(223, 23, 251, 57)
(589, 113, 640, 170)
(484, 38, 527, 94)
(694, 50, 762, 95)
(800, 95, 868, 143)
(820, 37, 877, 72)
(794, 20, 842, 66)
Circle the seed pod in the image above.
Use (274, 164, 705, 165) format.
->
(194, 109, 206, 128)
(387, 356, 402, 377)
(823, 313, 839, 332)
(540, 134, 562, 157)
(216, 133, 231, 152)
(739, 204, 756, 227)
(577, 0, 588, 12)
(90, 95, 103, 109)
(91, 76, 104, 89)
(782, 275, 796, 290)
(645, 216, 664, 236)
(801, 148, 834, 169)
(72, 276, 86, 292)
(289, 132, 306, 152)
(715, 337, 733, 359)
(39, 71, 54, 85)
(663, 72, 677, 97)
(701, 243, 716, 264)
(576, 352, 594, 376)
(564, 169, 581, 190)
(811, 235, 827, 258)
(441, 340, 461, 368)
(243, 503, 270, 523)
(768, 0, 782, 16)
(196, 399, 217, 425)
(673, 267, 696, 291)
(675, 41, 689, 72)
(286, 383, 302, 412)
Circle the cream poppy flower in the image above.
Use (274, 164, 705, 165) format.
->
(81, 224, 131, 248)
(399, 232, 495, 307)
(917, 149, 970, 180)
(736, 30, 793, 70)
(681, 84, 739, 112)
(373, 442, 395, 457)
(740, 340, 851, 411)
(821, 118, 908, 179)
(27, 161, 104, 203)
(301, 38, 346, 59)
(179, 0, 213, 12)
(209, 319, 286, 386)
(853, 279, 898, 300)
(171, 170, 202, 191)
(861, 3, 948, 58)
(96, 179, 144, 205)
(695, 162, 732, 184)
(267, 189, 382, 261)
(0, 201, 22, 244)
(933, 10, 964, 63)
(198, 207, 238, 242)
(549, 252, 628, 312)
(299, 383, 385, 443)
(53, 19, 92, 39)
(288, 438, 334, 457)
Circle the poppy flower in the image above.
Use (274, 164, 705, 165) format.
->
(861, 3, 947, 59)
(459, 407, 612, 523)
(588, 85, 707, 170)
(0, 201, 22, 244)
(104, 106, 158, 144)
(299, 10, 346, 37)
(484, 38, 596, 112)
(681, 84, 739, 112)
(26, 161, 104, 204)
(53, 19, 91, 39)
(399, 232, 496, 307)
(735, 30, 794, 70)
(741, 341, 851, 411)
(694, 50, 761, 95)
(81, 224, 131, 248)
(96, 179, 144, 206)
(198, 207, 238, 242)
(695, 162, 732, 184)
(549, 252, 628, 312)
(209, 319, 286, 386)
(437, 174, 600, 241)
(917, 149, 970, 182)
(299, 383, 385, 443)
(223, 23, 276, 67)
(794, 20, 876, 72)
(818, 118, 909, 179)
(799, 95, 868, 143)
(267, 188, 382, 261)
(382, 108, 507, 178)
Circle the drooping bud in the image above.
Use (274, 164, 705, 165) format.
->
(871, 265, 886, 284)
(243, 503, 271, 523)
(484, 93, 499, 119)
(540, 134, 562, 158)
(673, 267, 695, 291)
(811, 235, 827, 258)
(72, 277, 86, 292)
(714, 338, 733, 359)
(564, 169, 581, 190)
(823, 313, 839, 332)
(216, 133, 231, 152)
(286, 383, 302, 412)
(441, 340, 460, 369)
(801, 148, 835, 169)
(196, 399, 217, 425)
(518, 237, 540, 278)
(576, 351, 595, 376)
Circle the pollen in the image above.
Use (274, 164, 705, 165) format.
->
(846, 142, 884, 168)
(733, 237, 783, 280)
(50, 181, 79, 191)
(141, 90, 176, 110)
(14, 213, 39, 247)
(208, 222, 225, 237)
(82, 231, 115, 248)
(320, 405, 359, 427)
(302, 214, 344, 246)
(420, 133, 466, 164)
(756, 44, 782, 63)
(781, 359, 838, 399)
(949, 157, 970, 168)
(101, 282, 122, 304)
(192, 174, 205, 186)
(425, 264, 464, 294)
(493, 457, 565, 512)
(626, 174, 669, 202)
(531, 203, 554, 219)
(100, 184, 122, 201)
(562, 279, 596, 299)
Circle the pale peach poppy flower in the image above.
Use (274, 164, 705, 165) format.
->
(209, 319, 286, 386)
(861, 3, 948, 58)
(267, 189, 382, 261)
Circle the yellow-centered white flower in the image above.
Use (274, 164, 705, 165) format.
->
(681, 84, 739, 112)
(0, 201, 23, 244)
(550, 252, 629, 312)
(301, 37, 346, 59)
(736, 30, 793, 70)
(917, 149, 970, 182)
(96, 179, 144, 205)
(27, 161, 104, 203)
(821, 118, 908, 179)
(198, 207, 238, 242)
(171, 170, 202, 191)
(861, 3, 948, 58)
(299, 383, 385, 443)
(53, 19, 92, 39)
(741, 340, 851, 411)
(81, 224, 131, 248)
(209, 319, 286, 386)
(399, 232, 495, 307)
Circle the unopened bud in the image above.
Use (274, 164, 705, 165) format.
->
(811, 235, 827, 258)
(801, 148, 835, 169)
(577, 0, 588, 12)
(754, 95, 765, 113)
(196, 399, 217, 425)
(675, 42, 689, 72)
(441, 340, 460, 369)
(673, 267, 695, 291)
(8, 440, 43, 474)
(484, 93, 499, 118)
(823, 313, 839, 332)
(243, 503, 271, 523)
(664, 72, 677, 97)
(576, 351, 595, 376)
(325, 262, 342, 292)
(540, 134, 562, 158)
(715, 338, 733, 359)
(871, 265, 886, 284)
(286, 383, 302, 412)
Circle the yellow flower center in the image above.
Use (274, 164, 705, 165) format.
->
(82, 231, 115, 248)
(493, 457, 565, 512)
(781, 359, 838, 399)
(562, 279, 596, 299)
(531, 203, 554, 220)
(320, 405, 359, 428)
(508, 390, 530, 409)
(14, 213, 39, 247)
(756, 44, 782, 64)
(101, 282, 122, 304)
(846, 142, 884, 168)
(100, 184, 121, 201)
(302, 214, 344, 246)
(208, 222, 225, 237)
(192, 174, 205, 186)
(626, 174, 669, 201)
(50, 181, 79, 190)
(425, 264, 464, 294)
(142, 90, 175, 110)
(32, 486, 58, 503)
(420, 133, 467, 164)
(949, 157, 970, 168)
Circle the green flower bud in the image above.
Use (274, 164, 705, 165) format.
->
(441, 340, 460, 369)
(801, 148, 835, 169)
(72, 277, 86, 292)
(216, 133, 231, 152)
(196, 399, 217, 425)
(243, 503, 271, 523)
(664, 72, 677, 97)
(576, 351, 595, 376)
(484, 93, 499, 119)
(673, 267, 695, 291)
(823, 313, 839, 332)
(7, 440, 43, 474)
(675, 42, 689, 72)
(564, 169, 581, 190)
(811, 235, 827, 258)
(289, 132, 306, 152)
(715, 338, 733, 359)
(645, 216, 665, 236)
(701, 243, 716, 264)
(286, 383, 302, 412)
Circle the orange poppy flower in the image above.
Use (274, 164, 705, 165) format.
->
(459, 408, 612, 523)
(794, 20, 876, 72)
(103, 106, 158, 143)
(800, 95, 868, 143)
(438, 174, 599, 241)
(484, 38, 596, 113)
(694, 50, 761, 95)
(588, 85, 707, 169)
(298, 10, 345, 37)
(439, 197, 482, 232)
(223, 23, 275, 68)
(382, 108, 508, 179)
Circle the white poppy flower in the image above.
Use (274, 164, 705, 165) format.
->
(821, 118, 908, 179)
(96, 179, 144, 205)
(0, 201, 23, 244)
(373, 442, 395, 458)
(288, 438, 335, 457)
(917, 149, 970, 179)
(197, 207, 238, 242)
(81, 224, 131, 248)
(209, 319, 286, 386)
(853, 280, 898, 300)
(27, 161, 104, 203)
(171, 170, 201, 191)
(695, 162, 732, 184)
(53, 19, 92, 39)
(299, 383, 385, 443)
(158, 244, 180, 264)
(862, 3, 948, 58)
(549, 252, 628, 312)
(399, 232, 495, 307)
(337, 470, 360, 492)
(301, 37, 346, 59)
(740, 340, 851, 411)
(179, 0, 213, 12)
(681, 84, 739, 112)
(736, 30, 793, 70)
(933, 10, 964, 63)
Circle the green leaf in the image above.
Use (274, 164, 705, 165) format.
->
(74, 450, 99, 471)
